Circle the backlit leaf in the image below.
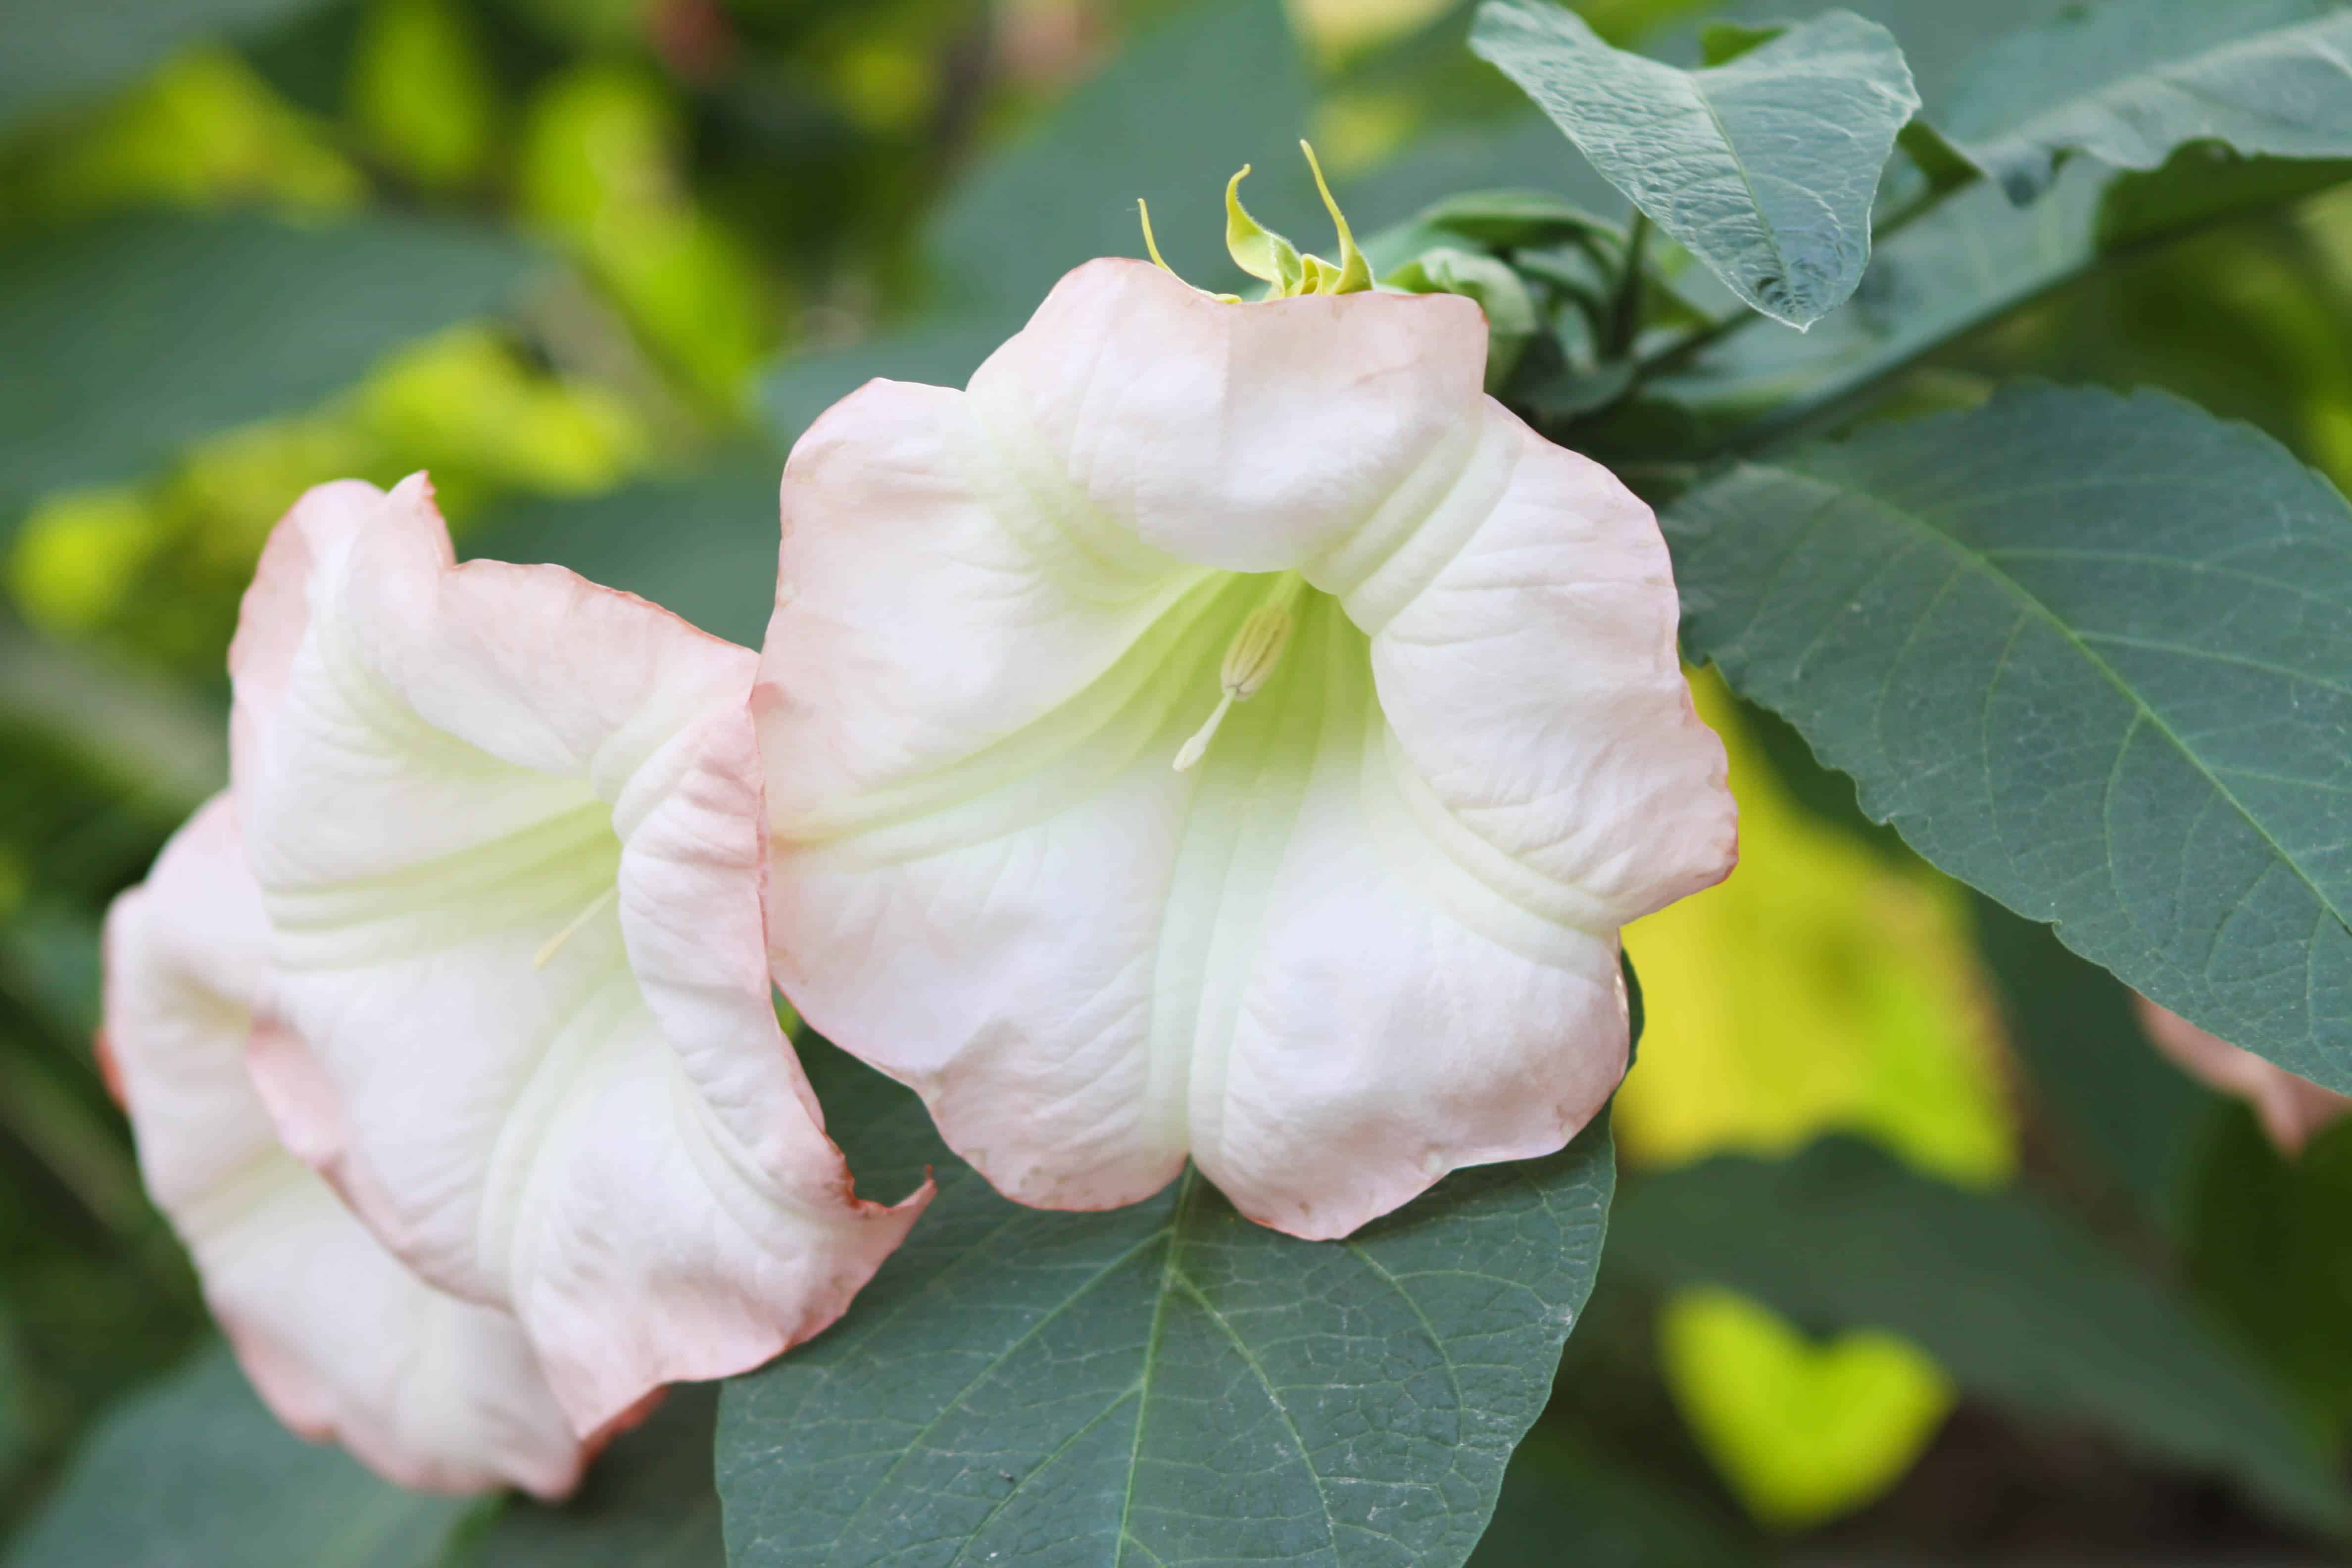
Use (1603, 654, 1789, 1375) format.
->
(1470, 2, 1919, 326)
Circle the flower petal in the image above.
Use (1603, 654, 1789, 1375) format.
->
(102, 795, 583, 1498)
(231, 476, 929, 1433)
(761, 262, 1732, 1237)
(965, 257, 1489, 573)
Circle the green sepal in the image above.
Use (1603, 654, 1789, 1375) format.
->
(1225, 165, 1305, 294)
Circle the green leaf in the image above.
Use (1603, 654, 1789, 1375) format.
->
(1698, 22, 1784, 68)
(0, 0, 333, 137)
(1469, 1, 1919, 327)
(1666, 383, 2352, 1091)
(761, 0, 1316, 444)
(931, 0, 1316, 316)
(1719, 0, 2073, 115)
(450, 1386, 720, 1566)
(0, 1310, 27, 1495)
(1654, 150, 2352, 444)
(3, 1345, 474, 1568)
(463, 457, 783, 650)
(1939, 0, 2352, 205)
(0, 212, 539, 530)
(761, 320, 1012, 446)
(2188, 1107, 2352, 1429)
(715, 1040, 1617, 1568)
(0, 610, 226, 819)
(1971, 895, 2215, 1230)
(1361, 189, 1619, 277)
(1464, 1426, 1760, 1567)
(1610, 1138, 2352, 1535)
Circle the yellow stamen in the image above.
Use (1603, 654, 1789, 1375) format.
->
(534, 884, 617, 969)
(1174, 582, 1303, 772)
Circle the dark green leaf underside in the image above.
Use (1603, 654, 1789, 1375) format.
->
(716, 1042, 1615, 1568)
(1611, 1138, 2351, 1533)
(1667, 382, 2352, 1089)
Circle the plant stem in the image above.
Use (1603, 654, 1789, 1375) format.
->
(1605, 210, 1651, 358)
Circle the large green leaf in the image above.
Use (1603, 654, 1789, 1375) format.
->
(0, 212, 539, 529)
(1469, 1, 1918, 327)
(1463, 1427, 1760, 1567)
(451, 1386, 721, 1567)
(1666, 384, 2352, 1090)
(716, 1039, 1617, 1568)
(0, 0, 332, 137)
(2187, 1107, 2352, 1429)
(1721, 0, 2071, 115)
(1970, 895, 2214, 1230)
(1939, 0, 2352, 205)
(0, 1310, 26, 1496)
(464, 457, 783, 651)
(3, 1345, 474, 1568)
(0, 612, 225, 818)
(1650, 145, 2352, 447)
(764, 0, 1317, 441)
(930, 0, 1316, 315)
(1609, 1138, 2352, 1534)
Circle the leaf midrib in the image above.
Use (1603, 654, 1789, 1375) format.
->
(1768, 461, 2352, 944)
(1685, 68, 1789, 301)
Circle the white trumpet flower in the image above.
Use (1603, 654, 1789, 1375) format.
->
(755, 159, 1737, 1240)
(101, 795, 585, 1496)
(229, 476, 929, 1434)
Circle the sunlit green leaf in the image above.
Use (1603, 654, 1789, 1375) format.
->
(1470, 1, 1918, 326)
(2, 1345, 473, 1568)
(1940, 0, 2352, 204)
(715, 1040, 1617, 1568)
(1666, 383, 2352, 1092)
(1611, 1138, 2352, 1534)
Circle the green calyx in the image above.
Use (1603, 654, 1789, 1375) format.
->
(1137, 140, 1372, 302)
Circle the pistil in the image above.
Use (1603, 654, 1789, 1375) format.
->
(534, 884, 618, 969)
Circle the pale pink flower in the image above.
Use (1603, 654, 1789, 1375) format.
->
(102, 794, 585, 1497)
(755, 256, 1736, 1240)
(228, 475, 929, 1435)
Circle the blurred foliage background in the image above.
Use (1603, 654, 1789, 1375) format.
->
(5, 0, 2352, 1562)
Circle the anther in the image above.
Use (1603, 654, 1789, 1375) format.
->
(1174, 601, 1295, 772)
